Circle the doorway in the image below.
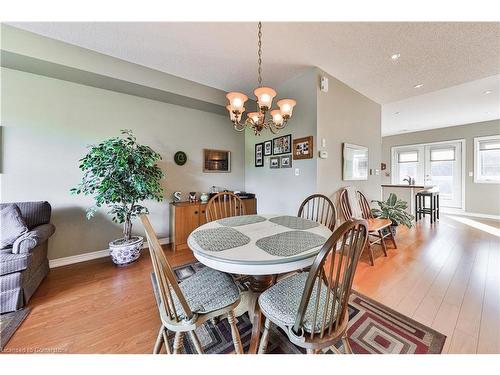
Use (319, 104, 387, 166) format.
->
(391, 140, 465, 209)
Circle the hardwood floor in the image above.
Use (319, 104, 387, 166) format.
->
(4, 214, 499, 354)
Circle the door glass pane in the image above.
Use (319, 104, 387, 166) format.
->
(398, 162, 418, 183)
(430, 160, 454, 198)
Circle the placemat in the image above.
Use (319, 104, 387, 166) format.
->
(217, 215, 267, 227)
(269, 215, 320, 230)
(191, 227, 250, 252)
(256, 230, 327, 257)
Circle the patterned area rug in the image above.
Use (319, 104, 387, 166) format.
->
(0, 308, 31, 351)
(169, 262, 446, 354)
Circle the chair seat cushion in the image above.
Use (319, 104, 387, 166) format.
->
(259, 272, 338, 333)
(0, 252, 29, 276)
(152, 266, 240, 320)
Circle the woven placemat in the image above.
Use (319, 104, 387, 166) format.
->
(256, 230, 327, 257)
(269, 215, 320, 230)
(217, 215, 267, 227)
(191, 227, 250, 252)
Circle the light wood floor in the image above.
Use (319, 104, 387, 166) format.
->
(4, 214, 499, 354)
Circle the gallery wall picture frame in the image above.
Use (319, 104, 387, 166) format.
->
(264, 140, 272, 156)
(272, 134, 292, 155)
(293, 136, 314, 160)
(270, 156, 281, 169)
(280, 154, 292, 168)
(203, 149, 231, 173)
(255, 142, 264, 167)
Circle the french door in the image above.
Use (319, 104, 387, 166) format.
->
(392, 140, 464, 209)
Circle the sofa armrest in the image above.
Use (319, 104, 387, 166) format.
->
(12, 223, 55, 254)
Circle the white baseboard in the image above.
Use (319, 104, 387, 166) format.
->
(49, 237, 170, 269)
(442, 211, 500, 221)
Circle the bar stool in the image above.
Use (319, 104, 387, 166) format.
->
(415, 190, 439, 224)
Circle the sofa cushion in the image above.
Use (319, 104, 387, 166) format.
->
(0, 201, 51, 229)
(0, 252, 29, 276)
(0, 204, 28, 249)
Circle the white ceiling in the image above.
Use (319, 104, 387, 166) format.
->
(8, 22, 500, 134)
(383, 75, 500, 135)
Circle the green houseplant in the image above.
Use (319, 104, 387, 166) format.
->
(71, 130, 164, 265)
(371, 193, 414, 236)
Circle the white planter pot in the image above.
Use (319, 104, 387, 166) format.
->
(109, 236, 143, 266)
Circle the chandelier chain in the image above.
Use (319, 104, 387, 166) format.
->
(257, 21, 263, 87)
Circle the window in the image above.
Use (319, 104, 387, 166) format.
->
(475, 135, 500, 183)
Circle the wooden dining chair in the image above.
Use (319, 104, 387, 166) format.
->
(298, 194, 337, 231)
(257, 219, 369, 354)
(339, 187, 397, 266)
(140, 214, 243, 354)
(206, 192, 246, 222)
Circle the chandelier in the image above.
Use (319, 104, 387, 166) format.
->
(225, 22, 297, 135)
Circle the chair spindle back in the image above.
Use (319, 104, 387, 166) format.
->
(140, 214, 193, 322)
(206, 192, 246, 222)
(292, 219, 368, 340)
(339, 188, 372, 220)
(297, 194, 337, 231)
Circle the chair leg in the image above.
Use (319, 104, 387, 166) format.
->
(367, 243, 375, 266)
(188, 330, 204, 354)
(153, 326, 164, 354)
(162, 328, 171, 354)
(329, 344, 342, 354)
(342, 333, 353, 354)
(258, 317, 272, 354)
(173, 332, 184, 354)
(227, 310, 243, 354)
(379, 230, 388, 257)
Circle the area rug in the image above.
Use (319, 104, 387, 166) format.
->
(0, 308, 31, 351)
(165, 262, 446, 354)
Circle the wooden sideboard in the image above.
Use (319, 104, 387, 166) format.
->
(169, 198, 257, 251)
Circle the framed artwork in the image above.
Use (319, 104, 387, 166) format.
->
(293, 136, 314, 160)
(264, 140, 272, 156)
(255, 142, 264, 167)
(342, 143, 368, 180)
(203, 149, 231, 173)
(280, 154, 292, 168)
(270, 156, 281, 169)
(272, 134, 292, 155)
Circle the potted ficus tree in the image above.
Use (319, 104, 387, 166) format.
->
(71, 130, 164, 266)
(371, 193, 414, 236)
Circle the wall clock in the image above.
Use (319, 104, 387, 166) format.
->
(174, 151, 187, 166)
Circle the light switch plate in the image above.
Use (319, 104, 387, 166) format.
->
(469, 171, 473, 177)
(295, 168, 300, 176)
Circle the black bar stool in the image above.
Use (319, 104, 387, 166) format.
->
(415, 190, 439, 224)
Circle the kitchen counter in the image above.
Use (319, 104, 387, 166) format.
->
(382, 184, 436, 216)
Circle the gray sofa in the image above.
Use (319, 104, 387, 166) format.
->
(0, 201, 55, 313)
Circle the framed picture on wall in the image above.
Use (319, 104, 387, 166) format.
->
(280, 154, 292, 168)
(264, 140, 272, 156)
(293, 136, 314, 160)
(270, 156, 280, 169)
(272, 134, 291, 155)
(203, 149, 231, 173)
(255, 142, 264, 167)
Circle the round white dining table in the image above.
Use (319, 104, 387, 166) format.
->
(187, 213, 332, 353)
(187, 214, 332, 276)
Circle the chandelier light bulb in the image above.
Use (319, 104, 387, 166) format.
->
(247, 112, 261, 124)
(270, 110, 283, 126)
(226, 92, 248, 112)
(254, 87, 277, 109)
(277, 99, 296, 117)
